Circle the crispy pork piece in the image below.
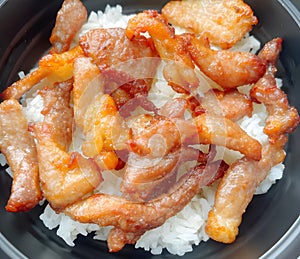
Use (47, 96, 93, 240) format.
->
(126, 10, 200, 93)
(50, 0, 87, 53)
(81, 93, 121, 170)
(73, 56, 102, 129)
(205, 142, 286, 243)
(0, 99, 42, 212)
(158, 97, 188, 119)
(196, 89, 253, 121)
(63, 161, 228, 252)
(39, 79, 74, 149)
(206, 38, 299, 243)
(251, 38, 300, 142)
(79, 28, 158, 108)
(121, 150, 181, 202)
(126, 11, 194, 68)
(186, 34, 266, 89)
(32, 80, 102, 210)
(162, 0, 258, 49)
(193, 114, 262, 160)
(79, 28, 157, 71)
(122, 101, 215, 202)
(128, 115, 183, 157)
(251, 73, 299, 143)
(121, 146, 218, 202)
(0, 46, 83, 100)
(126, 11, 265, 91)
(129, 114, 262, 161)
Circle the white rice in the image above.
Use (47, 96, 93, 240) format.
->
(3, 5, 285, 256)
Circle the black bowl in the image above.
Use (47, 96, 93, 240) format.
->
(0, 0, 299, 258)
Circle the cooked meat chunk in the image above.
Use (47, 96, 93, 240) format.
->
(186, 34, 266, 89)
(64, 161, 228, 252)
(50, 0, 87, 53)
(32, 80, 102, 210)
(0, 99, 42, 212)
(162, 0, 258, 49)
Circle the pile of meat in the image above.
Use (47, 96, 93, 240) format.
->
(0, 0, 299, 253)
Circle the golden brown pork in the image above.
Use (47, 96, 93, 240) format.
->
(162, 0, 258, 49)
(31, 80, 102, 210)
(0, 99, 42, 212)
(50, 0, 87, 53)
(64, 161, 228, 252)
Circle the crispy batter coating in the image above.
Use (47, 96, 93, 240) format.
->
(193, 114, 262, 160)
(128, 113, 262, 161)
(197, 89, 253, 121)
(81, 93, 120, 170)
(0, 46, 83, 100)
(80, 28, 157, 70)
(205, 38, 299, 243)
(63, 161, 228, 252)
(79, 28, 158, 108)
(186, 34, 266, 89)
(0, 99, 42, 212)
(126, 10, 200, 93)
(73, 56, 102, 129)
(32, 80, 102, 210)
(205, 142, 286, 243)
(162, 0, 258, 49)
(50, 0, 87, 53)
(251, 38, 300, 142)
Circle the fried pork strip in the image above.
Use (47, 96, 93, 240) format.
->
(126, 10, 199, 93)
(251, 38, 300, 142)
(186, 34, 266, 89)
(0, 46, 83, 100)
(121, 147, 207, 202)
(192, 89, 253, 121)
(121, 150, 181, 202)
(126, 11, 265, 91)
(79, 28, 158, 109)
(31, 80, 102, 210)
(162, 0, 258, 49)
(81, 93, 121, 170)
(0, 99, 42, 212)
(63, 161, 228, 252)
(205, 142, 286, 243)
(50, 0, 87, 54)
(122, 100, 218, 201)
(129, 114, 262, 161)
(205, 38, 300, 243)
(73, 56, 102, 129)
(80, 28, 157, 71)
(193, 114, 262, 160)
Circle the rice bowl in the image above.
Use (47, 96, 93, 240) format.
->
(0, 1, 300, 259)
